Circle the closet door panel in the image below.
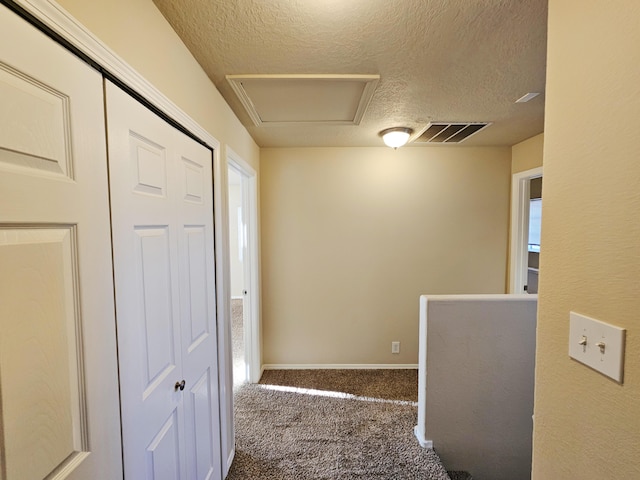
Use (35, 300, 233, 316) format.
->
(106, 80, 221, 480)
(106, 82, 186, 480)
(177, 136, 220, 480)
(135, 226, 177, 392)
(147, 411, 183, 480)
(187, 368, 217, 480)
(0, 5, 122, 479)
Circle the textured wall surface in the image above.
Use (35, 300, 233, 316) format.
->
(260, 146, 510, 365)
(511, 133, 544, 174)
(532, 1, 640, 478)
(57, 0, 260, 168)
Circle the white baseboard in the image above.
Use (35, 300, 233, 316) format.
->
(414, 425, 433, 448)
(249, 365, 266, 383)
(225, 449, 235, 478)
(262, 363, 419, 370)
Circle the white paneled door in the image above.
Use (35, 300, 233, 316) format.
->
(0, 5, 122, 479)
(105, 81, 221, 480)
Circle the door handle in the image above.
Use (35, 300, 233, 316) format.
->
(174, 379, 186, 391)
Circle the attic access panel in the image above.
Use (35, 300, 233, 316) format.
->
(226, 74, 380, 127)
(414, 122, 491, 144)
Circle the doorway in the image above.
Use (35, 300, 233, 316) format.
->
(526, 177, 542, 293)
(227, 167, 246, 385)
(509, 167, 543, 294)
(226, 150, 261, 385)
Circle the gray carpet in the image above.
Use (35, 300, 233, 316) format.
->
(227, 369, 469, 479)
(447, 473, 473, 480)
(231, 298, 245, 385)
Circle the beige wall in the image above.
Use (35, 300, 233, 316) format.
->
(532, 1, 640, 478)
(260, 146, 511, 365)
(57, 0, 260, 169)
(512, 133, 543, 174)
(506, 133, 544, 290)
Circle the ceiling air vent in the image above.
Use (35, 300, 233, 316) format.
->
(414, 122, 491, 144)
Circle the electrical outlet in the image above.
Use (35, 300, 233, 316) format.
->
(569, 311, 626, 383)
(391, 341, 400, 354)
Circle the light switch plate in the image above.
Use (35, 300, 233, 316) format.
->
(569, 311, 626, 383)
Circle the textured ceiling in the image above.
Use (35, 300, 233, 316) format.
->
(152, 0, 548, 148)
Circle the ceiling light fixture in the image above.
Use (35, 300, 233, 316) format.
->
(379, 127, 413, 149)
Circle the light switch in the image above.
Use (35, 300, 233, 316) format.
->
(568, 311, 626, 383)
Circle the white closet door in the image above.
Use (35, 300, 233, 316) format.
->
(105, 81, 221, 480)
(0, 5, 122, 480)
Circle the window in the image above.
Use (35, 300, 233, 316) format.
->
(528, 198, 542, 252)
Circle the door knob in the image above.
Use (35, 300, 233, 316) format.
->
(174, 379, 186, 391)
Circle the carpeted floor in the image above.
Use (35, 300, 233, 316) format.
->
(231, 298, 245, 385)
(227, 369, 471, 479)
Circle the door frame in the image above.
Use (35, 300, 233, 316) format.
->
(227, 148, 261, 383)
(509, 166, 543, 294)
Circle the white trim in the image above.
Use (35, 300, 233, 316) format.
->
(14, 0, 221, 152)
(219, 148, 262, 476)
(225, 450, 235, 477)
(226, 73, 380, 127)
(509, 167, 543, 294)
(227, 148, 261, 384)
(421, 293, 535, 302)
(12, 2, 233, 477)
(263, 364, 419, 370)
(413, 426, 433, 449)
(227, 146, 258, 175)
(214, 151, 234, 477)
